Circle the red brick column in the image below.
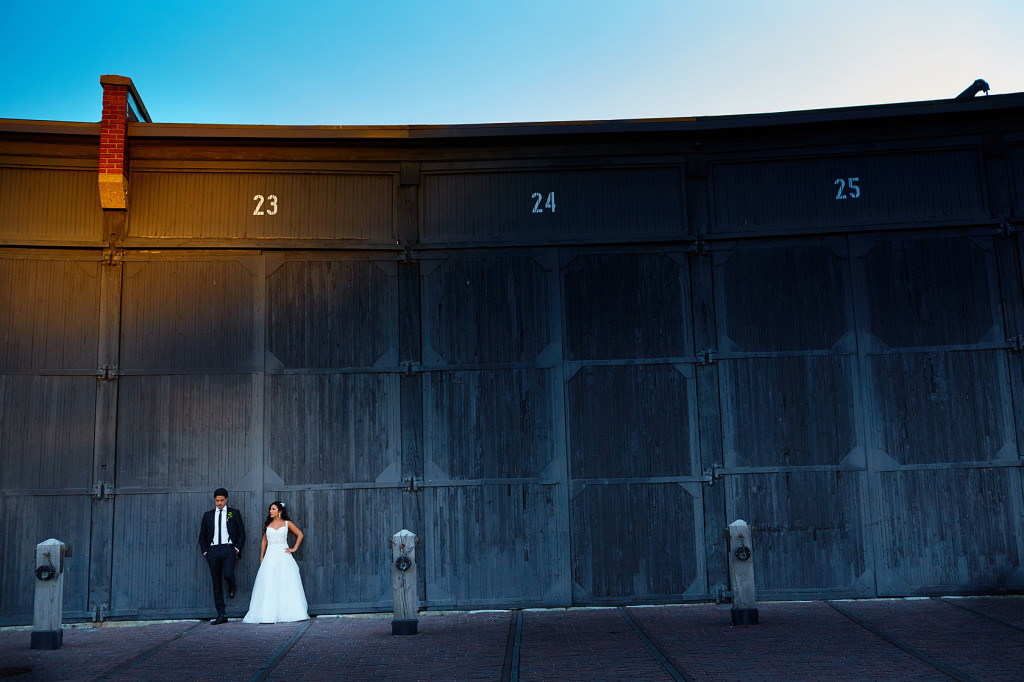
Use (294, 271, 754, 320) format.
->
(98, 75, 150, 210)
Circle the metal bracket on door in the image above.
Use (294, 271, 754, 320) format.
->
(92, 481, 115, 500)
(702, 463, 723, 485)
(404, 476, 420, 493)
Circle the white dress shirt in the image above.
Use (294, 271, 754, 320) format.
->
(212, 507, 233, 545)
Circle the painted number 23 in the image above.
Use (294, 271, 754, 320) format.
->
(531, 192, 556, 213)
(834, 177, 861, 200)
(253, 194, 278, 216)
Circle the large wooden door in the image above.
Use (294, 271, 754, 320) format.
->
(714, 239, 874, 599)
(562, 248, 708, 604)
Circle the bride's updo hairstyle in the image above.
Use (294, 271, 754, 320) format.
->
(263, 500, 291, 530)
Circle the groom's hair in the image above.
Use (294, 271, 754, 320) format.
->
(214, 487, 229, 498)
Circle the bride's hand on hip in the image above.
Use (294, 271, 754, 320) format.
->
(285, 547, 296, 553)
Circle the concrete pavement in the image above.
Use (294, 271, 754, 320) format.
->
(1, 597, 1022, 681)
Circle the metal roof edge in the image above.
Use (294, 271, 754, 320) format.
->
(0, 120, 100, 136)
(2, 93, 1022, 142)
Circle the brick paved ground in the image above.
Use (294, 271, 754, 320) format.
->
(1, 597, 1022, 681)
(518, 608, 674, 681)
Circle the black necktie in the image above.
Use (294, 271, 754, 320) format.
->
(216, 509, 221, 545)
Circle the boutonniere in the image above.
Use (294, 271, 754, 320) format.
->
(227, 512, 233, 519)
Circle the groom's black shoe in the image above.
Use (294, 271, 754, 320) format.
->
(228, 587, 236, 599)
(211, 615, 228, 625)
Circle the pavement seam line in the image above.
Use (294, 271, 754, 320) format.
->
(93, 619, 207, 681)
(933, 597, 1024, 632)
(249, 618, 315, 682)
(508, 609, 523, 682)
(616, 606, 690, 682)
(825, 600, 978, 682)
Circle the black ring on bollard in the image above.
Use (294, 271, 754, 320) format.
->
(36, 564, 56, 581)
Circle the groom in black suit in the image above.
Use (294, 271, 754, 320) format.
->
(198, 488, 246, 624)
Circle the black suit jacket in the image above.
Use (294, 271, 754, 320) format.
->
(198, 507, 246, 555)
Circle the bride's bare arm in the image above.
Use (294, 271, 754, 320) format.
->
(285, 520, 303, 553)
(260, 532, 267, 563)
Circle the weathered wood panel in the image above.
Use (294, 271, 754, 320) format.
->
(711, 148, 987, 233)
(720, 357, 857, 468)
(1010, 143, 1024, 217)
(115, 375, 257, 489)
(423, 484, 561, 606)
(110, 491, 260, 616)
(727, 471, 870, 595)
(568, 364, 693, 478)
(421, 166, 684, 242)
(422, 255, 550, 364)
(267, 258, 397, 369)
(0, 376, 95, 490)
(715, 243, 849, 352)
(424, 370, 554, 479)
(570, 483, 698, 600)
(0, 494, 92, 622)
(0, 255, 100, 370)
(120, 257, 257, 370)
(875, 468, 1024, 594)
(868, 351, 1013, 465)
(0, 167, 103, 243)
(861, 235, 998, 348)
(267, 374, 401, 485)
(128, 171, 395, 241)
(262, 488, 404, 608)
(564, 252, 688, 360)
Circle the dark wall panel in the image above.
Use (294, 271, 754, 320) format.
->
(128, 171, 395, 242)
(267, 259, 397, 369)
(0, 256, 100, 370)
(876, 469, 1023, 594)
(711, 148, 987, 233)
(267, 374, 400, 485)
(570, 483, 698, 600)
(727, 471, 869, 594)
(720, 357, 857, 468)
(868, 351, 1012, 465)
(421, 166, 684, 242)
(568, 364, 693, 479)
(715, 244, 849, 353)
(120, 258, 257, 371)
(424, 370, 554, 479)
(424, 484, 561, 605)
(1010, 143, 1024, 217)
(861, 236, 997, 348)
(564, 252, 688, 361)
(0, 376, 95, 490)
(115, 375, 257, 489)
(0, 167, 103, 243)
(423, 255, 550, 364)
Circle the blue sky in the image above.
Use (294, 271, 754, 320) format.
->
(3, 0, 1022, 126)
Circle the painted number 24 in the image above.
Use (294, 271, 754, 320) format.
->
(834, 177, 861, 200)
(253, 194, 278, 215)
(531, 192, 556, 213)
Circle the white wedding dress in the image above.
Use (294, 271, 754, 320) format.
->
(243, 521, 308, 623)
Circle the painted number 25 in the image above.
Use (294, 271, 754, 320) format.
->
(834, 177, 861, 200)
(253, 194, 278, 215)
(531, 192, 556, 213)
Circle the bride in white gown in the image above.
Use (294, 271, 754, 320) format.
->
(243, 501, 308, 623)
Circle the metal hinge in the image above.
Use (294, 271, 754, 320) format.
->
(92, 481, 115, 500)
(697, 349, 718, 365)
(404, 476, 420, 494)
(102, 248, 123, 266)
(97, 364, 118, 381)
(92, 604, 108, 623)
(401, 361, 421, 377)
(703, 463, 723, 485)
(1006, 336, 1024, 352)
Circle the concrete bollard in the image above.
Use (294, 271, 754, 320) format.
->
(31, 539, 67, 650)
(391, 529, 418, 635)
(727, 520, 759, 626)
